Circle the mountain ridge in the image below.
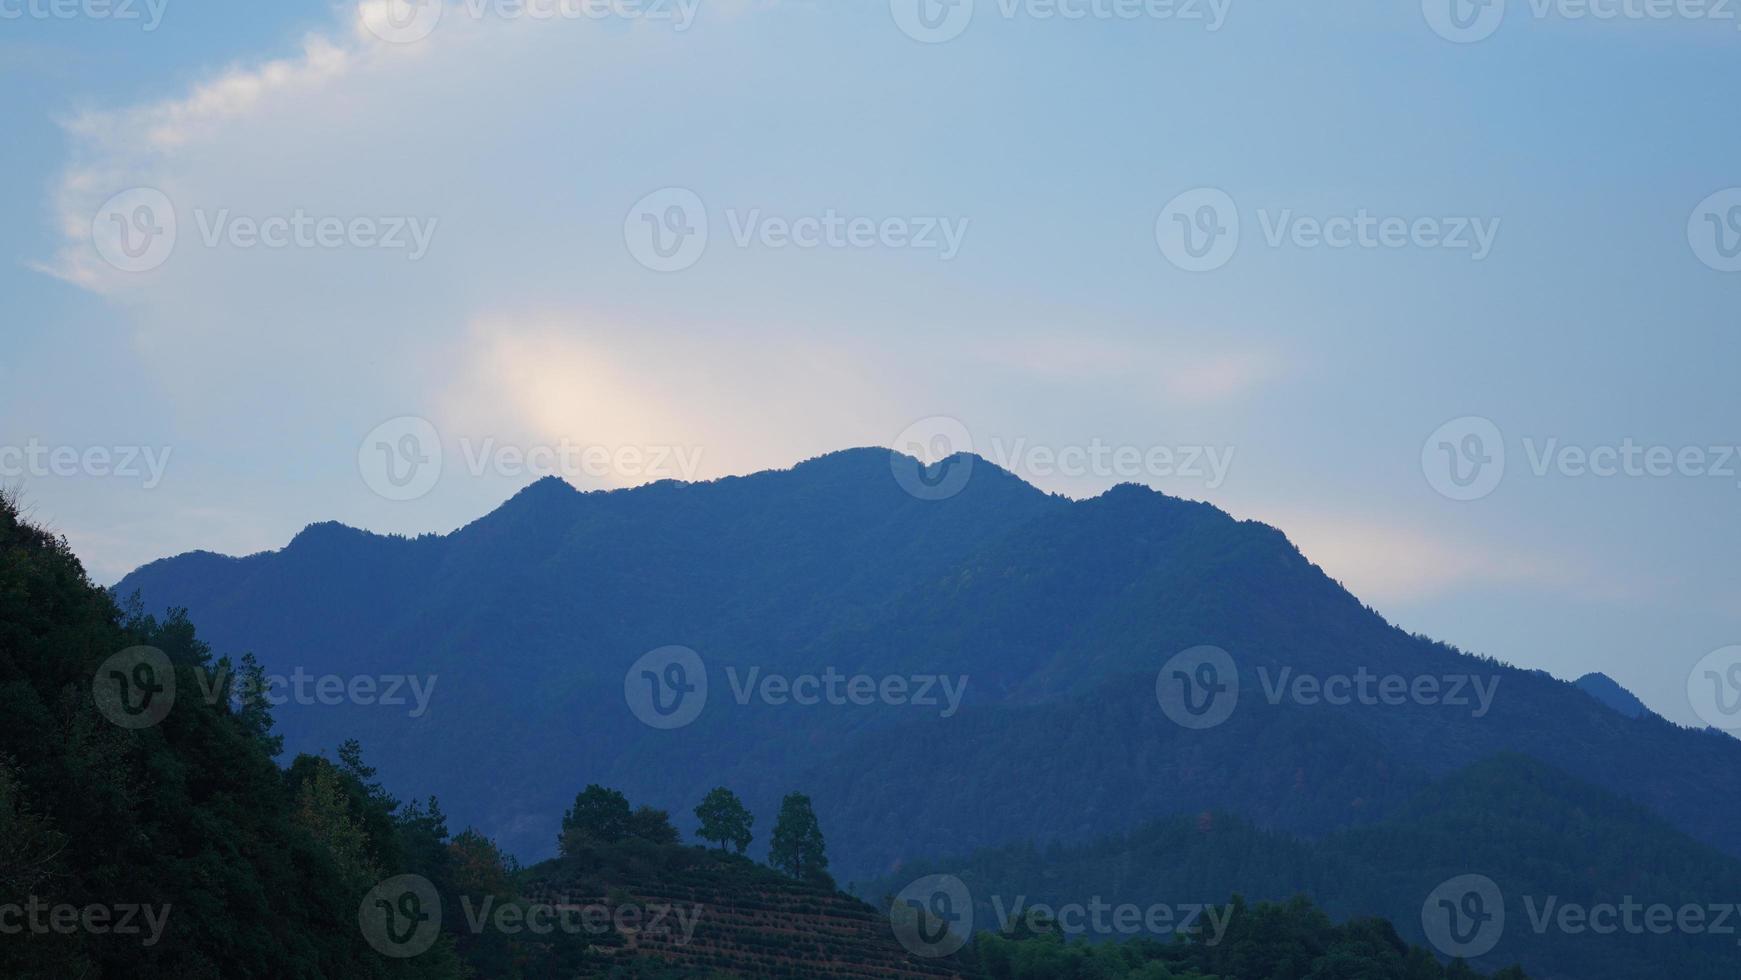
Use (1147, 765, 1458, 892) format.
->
(113, 448, 1741, 886)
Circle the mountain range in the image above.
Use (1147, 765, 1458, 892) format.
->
(113, 448, 1741, 975)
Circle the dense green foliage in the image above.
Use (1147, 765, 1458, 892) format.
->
(0, 491, 466, 978)
(769, 792, 830, 884)
(694, 786, 754, 854)
(869, 755, 1741, 980)
(954, 897, 1529, 980)
(0, 493, 730, 978)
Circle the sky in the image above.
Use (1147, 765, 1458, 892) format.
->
(2, 0, 1738, 728)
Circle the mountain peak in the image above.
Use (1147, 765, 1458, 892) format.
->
(1575, 672, 1652, 720)
(286, 519, 372, 550)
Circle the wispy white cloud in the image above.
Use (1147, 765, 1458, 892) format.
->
(1266, 510, 1644, 606)
(968, 334, 1286, 404)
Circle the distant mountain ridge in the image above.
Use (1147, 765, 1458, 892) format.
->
(866, 753, 1741, 980)
(115, 449, 1741, 888)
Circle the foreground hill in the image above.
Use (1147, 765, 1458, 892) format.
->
(114, 449, 1741, 889)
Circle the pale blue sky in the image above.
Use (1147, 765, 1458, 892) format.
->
(3, 1, 1738, 727)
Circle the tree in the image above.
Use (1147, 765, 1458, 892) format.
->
(559, 784, 632, 853)
(0, 760, 63, 896)
(627, 804, 680, 845)
(768, 792, 829, 881)
(292, 758, 381, 888)
(694, 787, 754, 854)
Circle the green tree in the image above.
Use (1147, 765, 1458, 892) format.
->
(627, 804, 681, 845)
(293, 758, 381, 888)
(694, 786, 754, 854)
(560, 784, 633, 852)
(768, 792, 829, 881)
(0, 759, 63, 896)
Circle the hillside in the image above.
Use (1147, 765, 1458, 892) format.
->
(1, 488, 1536, 977)
(112, 449, 1741, 887)
(865, 754, 1741, 980)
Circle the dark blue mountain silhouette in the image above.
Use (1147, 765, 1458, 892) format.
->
(115, 449, 1741, 885)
